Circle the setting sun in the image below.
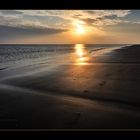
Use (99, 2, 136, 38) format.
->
(75, 25, 85, 34)
(72, 21, 87, 35)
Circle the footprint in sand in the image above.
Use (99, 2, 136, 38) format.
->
(83, 90, 89, 93)
(99, 81, 106, 86)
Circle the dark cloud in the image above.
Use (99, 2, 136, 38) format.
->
(78, 16, 120, 26)
(0, 10, 23, 15)
(103, 15, 118, 19)
(103, 22, 140, 33)
(82, 18, 98, 25)
(77, 11, 123, 26)
(0, 25, 68, 40)
(77, 17, 102, 26)
(85, 11, 96, 14)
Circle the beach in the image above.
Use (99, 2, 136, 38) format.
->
(0, 44, 140, 129)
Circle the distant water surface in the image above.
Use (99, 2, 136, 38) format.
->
(0, 44, 127, 69)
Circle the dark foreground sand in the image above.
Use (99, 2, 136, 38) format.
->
(0, 45, 140, 129)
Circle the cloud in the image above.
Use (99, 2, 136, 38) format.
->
(11, 10, 118, 25)
(85, 10, 131, 18)
(76, 16, 123, 27)
(0, 10, 132, 30)
(0, 10, 23, 15)
(0, 15, 55, 29)
(0, 10, 70, 30)
(0, 10, 138, 43)
(102, 22, 140, 34)
(0, 25, 68, 40)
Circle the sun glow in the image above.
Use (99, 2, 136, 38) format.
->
(75, 25, 85, 34)
(72, 21, 87, 35)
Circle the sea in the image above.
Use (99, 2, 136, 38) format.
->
(0, 44, 128, 70)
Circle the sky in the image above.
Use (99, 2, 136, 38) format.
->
(0, 10, 140, 44)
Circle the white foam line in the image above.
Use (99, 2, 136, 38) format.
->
(91, 45, 127, 57)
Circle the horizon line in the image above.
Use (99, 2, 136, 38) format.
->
(0, 43, 135, 45)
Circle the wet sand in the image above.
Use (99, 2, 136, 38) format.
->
(0, 45, 140, 129)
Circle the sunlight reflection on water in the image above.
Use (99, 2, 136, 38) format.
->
(74, 44, 90, 65)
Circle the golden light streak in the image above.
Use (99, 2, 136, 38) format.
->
(74, 44, 90, 65)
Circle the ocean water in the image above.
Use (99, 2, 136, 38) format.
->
(0, 44, 127, 70)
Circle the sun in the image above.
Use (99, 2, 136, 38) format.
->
(75, 25, 85, 34)
(72, 21, 90, 36)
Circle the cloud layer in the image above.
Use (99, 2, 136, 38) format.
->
(0, 10, 140, 43)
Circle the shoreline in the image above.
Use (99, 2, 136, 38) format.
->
(0, 45, 140, 129)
